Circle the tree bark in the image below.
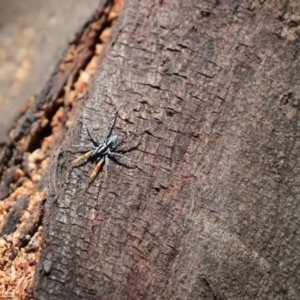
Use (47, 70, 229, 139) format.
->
(0, 0, 120, 298)
(2, 0, 300, 299)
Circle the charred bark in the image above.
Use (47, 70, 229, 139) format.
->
(0, 0, 121, 298)
(36, 0, 300, 299)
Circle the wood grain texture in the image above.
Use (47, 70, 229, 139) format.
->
(35, 0, 300, 299)
(0, 0, 119, 298)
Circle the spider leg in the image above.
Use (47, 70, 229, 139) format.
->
(86, 143, 98, 151)
(115, 128, 149, 150)
(104, 155, 109, 180)
(104, 106, 121, 141)
(83, 117, 100, 145)
(90, 157, 104, 180)
(72, 151, 92, 164)
(105, 154, 110, 167)
(109, 152, 132, 161)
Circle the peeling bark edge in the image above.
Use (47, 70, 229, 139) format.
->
(0, 0, 112, 201)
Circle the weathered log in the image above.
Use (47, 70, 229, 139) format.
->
(2, 0, 300, 299)
(0, 0, 122, 298)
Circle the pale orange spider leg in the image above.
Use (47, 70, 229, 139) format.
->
(72, 151, 92, 165)
(90, 158, 104, 181)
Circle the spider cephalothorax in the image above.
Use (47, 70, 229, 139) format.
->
(72, 106, 145, 180)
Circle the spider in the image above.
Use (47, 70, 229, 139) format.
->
(72, 106, 145, 180)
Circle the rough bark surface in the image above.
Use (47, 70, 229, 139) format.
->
(0, 0, 122, 298)
(34, 0, 300, 299)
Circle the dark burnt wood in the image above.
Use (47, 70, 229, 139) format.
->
(13, 0, 300, 299)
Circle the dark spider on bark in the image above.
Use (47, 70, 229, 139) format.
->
(72, 106, 147, 181)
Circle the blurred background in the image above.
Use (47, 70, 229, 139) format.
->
(0, 0, 99, 143)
